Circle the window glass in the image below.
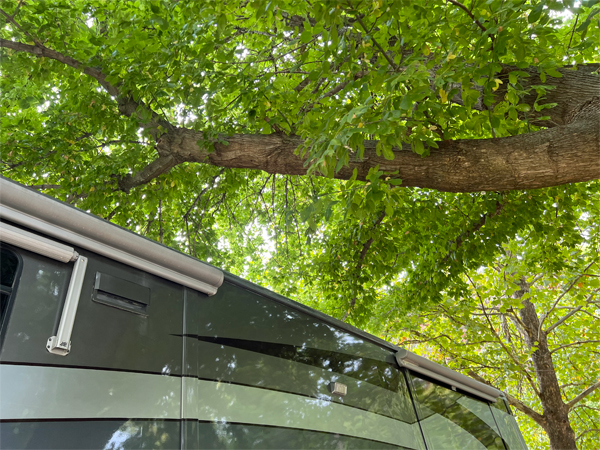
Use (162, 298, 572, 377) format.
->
(189, 283, 427, 450)
(408, 372, 508, 450)
(1, 247, 19, 323)
(490, 404, 528, 450)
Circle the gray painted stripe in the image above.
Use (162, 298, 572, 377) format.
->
(0, 365, 181, 420)
(1, 365, 425, 449)
(420, 413, 487, 450)
(183, 378, 424, 449)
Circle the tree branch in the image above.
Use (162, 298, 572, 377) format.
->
(0, 38, 119, 97)
(467, 370, 546, 427)
(0, 6, 40, 45)
(467, 274, 541, 396)
(567, 380, 600, 410)
(342, 210, 386, 321)
(446, 0, 492, 39)
(117, 155, 177, 192)
(0, 38, 172, 134)
(550, 340, 600, 354)
(540, 261, 597, 335)
(576, 428, 600, 442)
(545, 287, 600, 334)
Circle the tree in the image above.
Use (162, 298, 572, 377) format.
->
(378, 192, 600, 449)
(1, 2, 599, 446)
(1, 0, 598, 193)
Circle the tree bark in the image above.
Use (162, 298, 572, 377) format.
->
(119, 98, 599, 193)
(514, 278, 577, 450)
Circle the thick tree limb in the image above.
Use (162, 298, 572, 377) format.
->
(118, 101, 600, 192)
(119, 155, 177, 193)
(567, 380, 600, 410)
(3, 35, 599, 194)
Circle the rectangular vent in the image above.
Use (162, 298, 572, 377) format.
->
(92, 272, 150, 316)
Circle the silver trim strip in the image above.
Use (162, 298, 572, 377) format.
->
(0, 221, 78, 263)
(47, 256, 88, 356)
(0, 177, 223, 295)
(396, 349, 501, 402)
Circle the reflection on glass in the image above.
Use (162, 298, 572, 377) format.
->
(190, 286, 426, 449)
(409, 373, 507, 450)
(0, 420, 179, 450)
(490, 403, 528, 450)
(104, 420, 176, 450)
(197, 421, 410, 450)
(190, 335, 415, 424)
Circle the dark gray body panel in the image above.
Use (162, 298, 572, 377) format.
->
(0, 245, 185, 376)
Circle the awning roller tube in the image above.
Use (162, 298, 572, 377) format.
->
(0, 222, 78, 263)
(0, 177, 224, 295)
(396, 348, 501, 402)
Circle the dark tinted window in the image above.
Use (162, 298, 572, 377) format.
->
(194, 283, 417, 425)
(1, 246, 19, 323)
(408, 373, 507, 450)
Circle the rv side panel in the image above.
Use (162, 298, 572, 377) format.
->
(0, 241, 184, 449)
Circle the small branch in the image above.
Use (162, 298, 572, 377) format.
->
(566, 13, 580, 56)
(577, 428, 600, 442)
(0, 6, 40, 45)
(446, 0, 492, 39)
(27, 184, 61, 190)
(342, 210, 386, 321)
(322, 71, 368, 99)
(0, 38, 119, 97)
(468, 273, 540, 397)
(545, 288, 600, 334)
(352, 14, 399, 71)
(467, 370, 546, 427)
(539, 260, 597, 334)
(550, 340, 600, 355)
(567, 380, 600, 410)
(443, 199, 505, 263)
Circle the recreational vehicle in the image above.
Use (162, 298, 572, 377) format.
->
(0, 177, 528, 449)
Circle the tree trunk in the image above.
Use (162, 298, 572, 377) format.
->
(515, 279, 577, 450)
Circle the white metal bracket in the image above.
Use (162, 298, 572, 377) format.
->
(47, 255, 88, 356)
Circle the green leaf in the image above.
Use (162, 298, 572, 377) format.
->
(545, 67, 563, 78)
(528, 3, 544, 23)
(300, 30, 313, 43)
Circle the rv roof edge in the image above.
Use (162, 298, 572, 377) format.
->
(222, 272, 402, 354)
(396, 348, 502, 401)
(0, 177, 224, 296)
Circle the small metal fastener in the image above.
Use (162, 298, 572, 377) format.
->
(329, 381, 348, 397)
